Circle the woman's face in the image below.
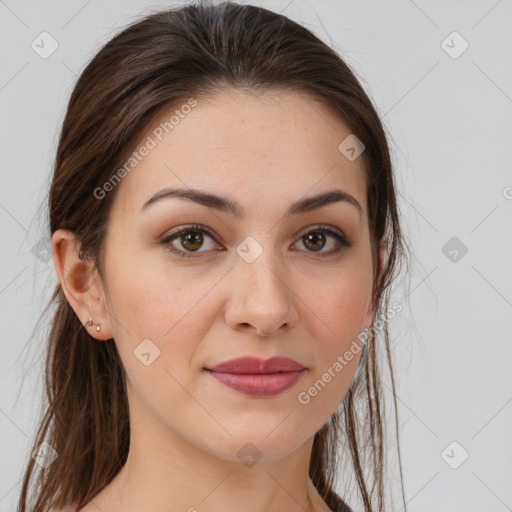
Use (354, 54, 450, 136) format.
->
(98, 89, 377, 462)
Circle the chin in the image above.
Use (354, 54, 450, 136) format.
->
(196, 426, 311, 465)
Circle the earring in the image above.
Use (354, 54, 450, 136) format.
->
(86, 317, 101, 332)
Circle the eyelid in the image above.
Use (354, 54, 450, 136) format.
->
(160, 223, 219, 246)
(296, 223, 346, 239)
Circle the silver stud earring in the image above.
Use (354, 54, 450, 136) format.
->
(86, 317, 101, 332)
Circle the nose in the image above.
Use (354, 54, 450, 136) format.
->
(224, 244, 299, 337)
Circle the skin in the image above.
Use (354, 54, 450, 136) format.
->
(52, 88, 383, 512)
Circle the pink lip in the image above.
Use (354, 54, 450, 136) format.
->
(205, 356, 307, 397)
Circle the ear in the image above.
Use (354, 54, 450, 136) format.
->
(362, 239, 387, 330)
(51, 229, 113, 341)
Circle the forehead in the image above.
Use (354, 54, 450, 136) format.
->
(110, 88, 367, 221)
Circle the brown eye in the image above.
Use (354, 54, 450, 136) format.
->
(161, 224, 352, 260)
(179, 231, 204, 252)
(302, 232, 327, 252)
(161, 224, 219, 259)
(294, 226, 352, 257)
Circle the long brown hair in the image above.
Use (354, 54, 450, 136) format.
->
(17, 2, 410, 511)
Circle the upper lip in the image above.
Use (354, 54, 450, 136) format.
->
(205, 356, 305, 374)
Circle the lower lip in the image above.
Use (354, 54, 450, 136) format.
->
(205, 369, 306, 397)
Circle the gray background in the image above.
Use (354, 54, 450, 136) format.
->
(1, 0, 511, 511)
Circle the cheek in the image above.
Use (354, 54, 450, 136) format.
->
(105, 265, 214, 417)
(297, 264, 370, 399)
(105, 255, 218, 374)
(303, 264, 371, 339)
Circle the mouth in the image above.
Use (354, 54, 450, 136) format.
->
(204, 356, 307, 397)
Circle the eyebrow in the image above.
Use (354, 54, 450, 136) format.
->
(140, 187, 362, 219)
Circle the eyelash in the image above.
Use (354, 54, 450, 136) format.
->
(160, 223, 352, 259)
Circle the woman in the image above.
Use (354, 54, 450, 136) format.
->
(18, 2, 410, 511)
